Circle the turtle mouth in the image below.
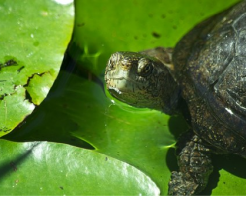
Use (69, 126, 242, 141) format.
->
(108, 85, 122, 94)
(105, 75, 139, 93)
(105, 76, 126, 96)
(105, 74, 138, 103)
(107, 86, 123, 101)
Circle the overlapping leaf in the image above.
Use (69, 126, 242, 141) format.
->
(0, 140, 159, 196)
(0, 0, 74, 136)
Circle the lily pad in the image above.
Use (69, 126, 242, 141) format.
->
(0, 0, 74, 136)
(5, 72, 178, 195)
(0, 140, 159, 195)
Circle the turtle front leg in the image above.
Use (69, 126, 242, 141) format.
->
(168, 131, 213, 195)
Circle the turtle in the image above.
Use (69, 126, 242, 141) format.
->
(104, 0, 246, 196)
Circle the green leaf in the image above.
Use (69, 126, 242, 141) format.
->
(0, 0, 74, 136)
(73, 0, 239, 75)
(25, 72, 54, 105)
(0, 140, 159, 196)
(4, 0, 246, 196)
(5, 72, 177, 195)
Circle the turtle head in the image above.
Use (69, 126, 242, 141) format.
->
(105, 48, 180, 114)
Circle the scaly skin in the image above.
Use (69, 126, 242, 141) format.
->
(168, 131, 213, 195)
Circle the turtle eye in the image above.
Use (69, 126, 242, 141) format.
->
(140, 63, 153, 76)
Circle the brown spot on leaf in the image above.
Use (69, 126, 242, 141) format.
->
(10, 161, 17, 172)
(152, 32, 161, 38)
(77, 23, 85, 27)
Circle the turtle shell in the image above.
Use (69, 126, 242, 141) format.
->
(172, 1, 246, 149)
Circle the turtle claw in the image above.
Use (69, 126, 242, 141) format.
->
(168, 171, 198, 196)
